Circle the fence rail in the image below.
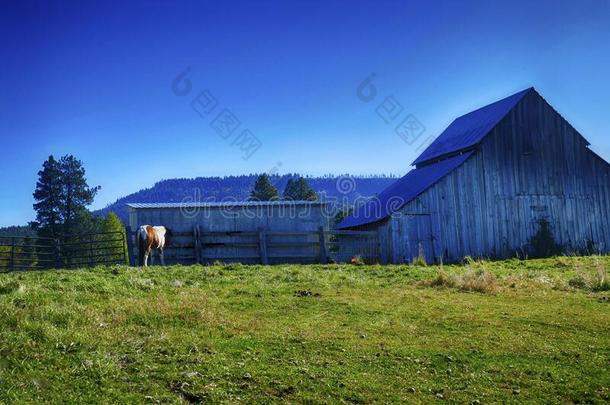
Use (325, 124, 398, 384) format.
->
(127, 226, 381, 266)
(0, 231, 127, 272)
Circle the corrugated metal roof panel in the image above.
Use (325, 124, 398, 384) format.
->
(127, 201, 329, 209)
(337, 151, 474, 229)
(412, 88, 532, 165)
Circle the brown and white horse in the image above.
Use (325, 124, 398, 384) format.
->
(137, 225, 172, 266)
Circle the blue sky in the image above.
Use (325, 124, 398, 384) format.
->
(1, 0, 609, 227)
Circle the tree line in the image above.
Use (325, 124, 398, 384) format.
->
(249, 174, 318, 201)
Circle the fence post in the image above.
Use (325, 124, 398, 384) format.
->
(125, 227, 135, 266)
(88, 235, 93, 267)
(193, 225, 201, 264)
(258, 228, 268, 265)
(9, 237, 15, 272)
(318, 226, 328, 264)
(122, 231, 128, 265)
(54, 238, 62, 269)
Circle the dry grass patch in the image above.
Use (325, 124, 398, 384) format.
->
(460, 269, 498, 293)
(568, 265, 610, 292)
(427, 266, 498, 294)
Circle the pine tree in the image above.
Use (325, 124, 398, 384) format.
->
(283, 178, 298, 200)
(58, 155, 101, 235)
(32, 156, 63, 237)
(32, 155, 100, 238)
(283, 177, 318, 201)
(249, 174, 279, 201)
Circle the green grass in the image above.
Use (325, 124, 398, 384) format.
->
(0, 256, 609, 404)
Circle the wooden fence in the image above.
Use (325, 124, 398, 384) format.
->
(0, 231, 127, 272)
(127, 226, 381, 266)
(0, 229, 380, 270)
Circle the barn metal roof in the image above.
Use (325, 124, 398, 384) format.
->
(127, 201, 329, 209)
(412, 88, 533, 166)
(336, 151, 474, 229)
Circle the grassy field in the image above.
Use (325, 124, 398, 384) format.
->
(0, 257, 609, 404)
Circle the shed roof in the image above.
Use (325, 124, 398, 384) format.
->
(127, 201, 329, 209)
(412, 87, 532, 166)
(336, 152, 473, 229)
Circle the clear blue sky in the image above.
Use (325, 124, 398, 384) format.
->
(1, 0, 609, 227)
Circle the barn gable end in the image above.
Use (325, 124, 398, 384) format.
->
(340, 88, 610, 263)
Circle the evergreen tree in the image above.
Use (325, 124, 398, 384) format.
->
(283, 178, 296, 200)
(249, 174, 279, 201)
(59, 155, 100, 235)
(32, 156, 63, 237)
(283, 177, 318, 201)
(32, 155, 100, 238)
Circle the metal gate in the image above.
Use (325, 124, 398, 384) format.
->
(0, 232, 127, 272)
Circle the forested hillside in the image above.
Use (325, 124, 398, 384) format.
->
(0, 225, 37, 237)
(96, 174, 397, 222)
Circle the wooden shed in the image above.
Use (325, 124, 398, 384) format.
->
(338, 88, 610, 263)
(127, 201, 334, 264)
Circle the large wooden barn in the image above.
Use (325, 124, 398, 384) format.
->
(338, 88, 610, 263)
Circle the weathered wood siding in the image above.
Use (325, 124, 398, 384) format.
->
(129, 204, 331, 234)
(128, 203, 334, 264)
(385, 90, 610, 263)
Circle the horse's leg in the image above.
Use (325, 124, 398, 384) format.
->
(143, 250, 149, 267)
(160, 248, 166, 266)
(150, 250, 155, 266)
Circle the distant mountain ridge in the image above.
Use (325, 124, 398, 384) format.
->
(95, 174, 398, 223)
(0, 225, 37, 237)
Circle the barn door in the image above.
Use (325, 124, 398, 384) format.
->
(402, 214, 434, 263)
